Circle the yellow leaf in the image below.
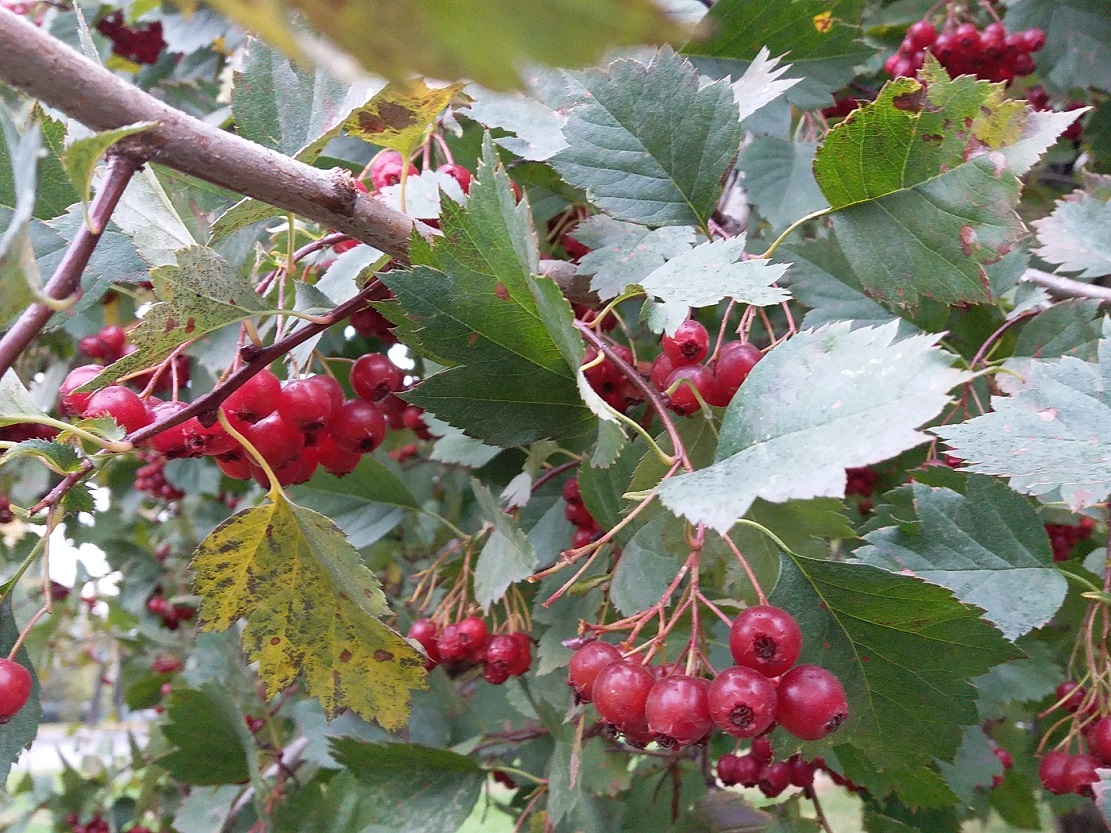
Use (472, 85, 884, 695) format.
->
(343, 81, 465, 158)
(191, 493, 426, 729)
(813, 11, 832, 33)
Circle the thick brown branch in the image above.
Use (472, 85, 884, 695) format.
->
(1025, 268, 1111, 303)
(0, 6, 416, 261)
(0, 153, 139, 377)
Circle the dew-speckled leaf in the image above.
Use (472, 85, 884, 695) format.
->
(0, 597, 42, 783)
(160, 684, 259, 786)
(640, 236, 790, 334)
(812, 62, 1059, 305)
(856, 476, 1065, 640)
(573, 216, 698, 301)
(191, 492, 426, 728)
(770, 553, 1021, 768)
(63, 122, 156, 206)
(343, 81, 464, 158)
(381, 139, 594, 447)
(659, 323, 968, 532)
(1032, 190, 1111, 279)
(202, 0, 682, 90)
(79, 246, 271, 390)
(462, 85, 568, 162)
(736, 138, 828, 232)
(551, 48, 743, 228)
(935, 333, 1111, 510)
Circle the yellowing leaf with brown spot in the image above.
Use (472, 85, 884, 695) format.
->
(343, 81, 465, 158)
(191, 493, 426, 729)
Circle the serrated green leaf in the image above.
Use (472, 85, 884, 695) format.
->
(0, 439, 83, 474)
(0, 597, 42, 783)
(856, 476, 1066, 640)
(63, 122, 157, 207)
(770, 553, 1021, 768)
(935, 726, 1002, 804)
(0, 112, 42, 329)
(209, 196, 282, 244)
(424, 414, 501, 468)
(736, 138, 828, 232)
(0, 369, 48, 426)
(729, 47, 801, 122)
(610, 515, 680, 616)
(107, 165, 196, 267)
(659, 323, 968, 533)
(290, 456, 416, 549)
(191, 492, 426, 728)
(80, 246, 271, 390)
(463, 85, 569, 161)
(160, 684, 258, 786)
(836, 747, 960, 810)
(471, 479, 537, 608)
(683, 0, 872, 109)
(640, 236, 790, 334)
(1013, 299, 1104, 362)
(573, 216, 699, 301)
(382, 138, 594, 446)
(551, 48, 743, 228)
(22, 110, 76, 221)
(812, 62, 1058, 305)
(936, 335, 1111, 510)
(1032, 189, 1111, 279)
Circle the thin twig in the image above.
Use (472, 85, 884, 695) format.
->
(1025, 268, 1111, 303)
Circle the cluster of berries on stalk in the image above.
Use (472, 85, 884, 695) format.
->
(718, 737, 858, 798)
(1044, 517, 1095, 562)
(144, 589, 195, 631)
(567, 605, 848, 751)
(407, 616, 533, 685)
(885, 18, 1046, 83)
(563, 477, 602, 549)
(94, 11, 166, 65)
(1037, 681, 1111, 798)
(650, 321, 763, 415)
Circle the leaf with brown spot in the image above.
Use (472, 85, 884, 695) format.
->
(191, 491, 425, 729)
(342, 80, 465, 159)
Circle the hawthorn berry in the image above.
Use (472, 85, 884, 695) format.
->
(592, 659, 655, 734)
(316, 433, 362, 476)
(776, 665, 848, 741)
(1088, 716, 1111, 764)
(645, 674, 713, 747)
(277, 375, 343, 431)
(438, 616, 488, 664)
(0, 658, 32, 722)
(707, 665, 777, 738)
(758, 761, 792, 798)
(718, 752, 764, 787)
(241, 412, 305, 469)
(368, 150, 417, 190)
(663, 365, 714, 416)
(1039, 750, 1071, 794)
(1056, 680, 1086, 712)
(787, 755, 816, 788)
(484, 634, 531, 682)
(437, 163, 472, 193)
(713, 342, 762, 401)
(1063, 753, 1101, 795)
(60, 365, 104, 414)
(729, 605, 803, 677)
(661, 320, 709, 366)
(751, 735, 773, 763)
(223, 370, 281, 424)
(330, 399, 387, 454)
(567, 641, 622, 702)
(351, 353, 404, 403)
(83, 386, 151, 433)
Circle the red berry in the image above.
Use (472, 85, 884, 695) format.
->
(97, 325, 127, 355)
(223, 370, 280, 424)
(1088, 716, 1111, 764)
(718, 752, 764, 787)
(350, 306, 396, 342)
(788, 755, 816, 788)
(1039, 750, 1071, 794)
(407, 618, 440, 670)
(567, 641, 622, 702)
(776, 665, 849, 741)
(60, 365, 104, 414)
(268, 445, 319, 486)
(561, 477, 582, 503)
(729, 605, 803, 677)
(483, 634, 527, 682)
(277, 375, 343, 431)
(650, 352, 675, 391)
(1022, 28, 1046, 52)
(661, 320, 709, 366)
(751, 735, 773, 763)
(954, 22, 981, 52)
(351, 354, 404, 403)
(216, 454, 252, 480)
(0, 658, 32, 722)
(437, 163, 472, 193)
(368, 151, 417, 190)
(932, 32, 957, 61)
(713, 342, 762, 402)
(663, 365, 714, 416)
(571, 526, 598, 549)
(758, 761, 792, 798)
(707, 666, 777, 738)
(330, 400, 387, 454)
(644, 674, 713, 747)
(592, 660, 655, 734)
(438, 616, 488, 664)
(83, 386, 150, 433)
(1056, 681, 1086, 712)
(716, 753, 743, 786)
(507, 632, 533, 676)
(151, 656, 183, 674)
(564, 499, 595, 528)
(994, 747, 1014, 770)
(241, 412, 305, 469)
(401, 405, 431, 439)
(1063, 753, 1101, 796)
(906, 19, 938, 50)
(316, 433, 362, 476)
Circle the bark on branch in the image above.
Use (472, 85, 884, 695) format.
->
(0, 6, 417, 261)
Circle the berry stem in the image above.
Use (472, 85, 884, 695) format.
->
(721, 529, 769, 606)
(757, 207, 831, 261)
(806, 786, 837, 833)
(216, 409, 285, 501)
(7, 603, 48, 661)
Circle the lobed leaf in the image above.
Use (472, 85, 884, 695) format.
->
(1032, 189, 1111, 279)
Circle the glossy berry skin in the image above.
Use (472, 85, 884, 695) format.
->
(664, 365, 714, 416)
(277, 375, 343, 431)
(316, 434, 362, 476)
(650, 352, 675, 391)
(713, 342, 762, 401)
(645, 674, 713, 747)
(777, 665, 849, 741)
(223, 370, 281, 424)
(758, 761, 792, 798)
(60, 365, 103, 414)
(1039, 750, 1071, 795)
(97, 325, 127, 354)
(437, 163, 472, 193)
(751, 735, 773, 763)
(351, 354, 404, 403)
(567, 641, 622, 702)
(1088, 716, 1111, 764)
(507, 632, 533, 676)
(407, 618, 440, 670)
(83, 386, 151, 433)
(905, 19, 938, 50)
(592, 660, 655, 732)
(1063, 754, 1101, 795)
(147, 401, 208, 458)
(719, 753, 764, 787)
(1055, 680, 1086, 712)
(729, 605, 803, 677)
(330, 400, 387, 454)
(661, 320, 710, 366)
(438, 616, 488, 664)
(241, 412, 305, 469)
(708, 666, 778, 738)
(484, 634, 530, 681)
(0, 658, 32, 722)
(788, 755, 816, 788)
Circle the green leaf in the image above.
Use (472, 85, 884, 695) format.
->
(191, 491, 426, 728)
(974, 649, 1063, 720)
(935, 726, 1002, 804)
(640, 236, 790, 334)
(812, 62, 1058, 305)
(683, 0, 872, 109)
(80, 246, 271, 390)
(1032, 189, 1111, 279)
(342, 81, 464, 159)
(1012, 299, 1104, 362)
(63, 122, 157, 207)
(329, 739, 484, 832)
(290, 456, 416, 549)
(209, 196, 283, 244)
(0, 112, 42, 329)
(856, 476, 1066, 640)
(424, 414, 501, 468)
(0, 597, 42, 784)
(382, 138, 594, 446)
(171, 786, 240, 833)
(22, 111, 76, 221)
(729, 48, 801, 122)
(572, 216, 699, 301)
(203, 0, 682, 90)
(551, 48, 744, 228)
(0, 438, 83, 475)
(735, 138, 828, 232)
(659, 323, 968, 532)
(610, 515, 680, 616)
(463, 85, 569, 162)
(160, 684, 259, 785)
(770, 553, 1021, 768)
(1004, 0, 1111, 94)
(935, 334, 1111, 510)
(109, 165, 197, 267)
(472, 480, 537, 608)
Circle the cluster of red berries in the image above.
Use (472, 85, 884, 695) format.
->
(134, 450, 184, 501)
(991, 743, 1013, 789)
(1045, 517, 1095, 562)
(844, 467, 878, 499)
(144, 590, 195, 631)
(562, 477, 603, 549)
(406, 616, 533, 684)
(94, 11, 166, 65)
(1026, 87, 1085, 142)
(885, 19, 1046, 83)
(719, 738, 819, 794)
(581, 342, 645, 415)
(1038, 681, 1111, 798)
(649, 322, 763, 415)
(0, 656, 33, 724)
(567, 606, 848, 750)
(0, 493, 12, 524)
